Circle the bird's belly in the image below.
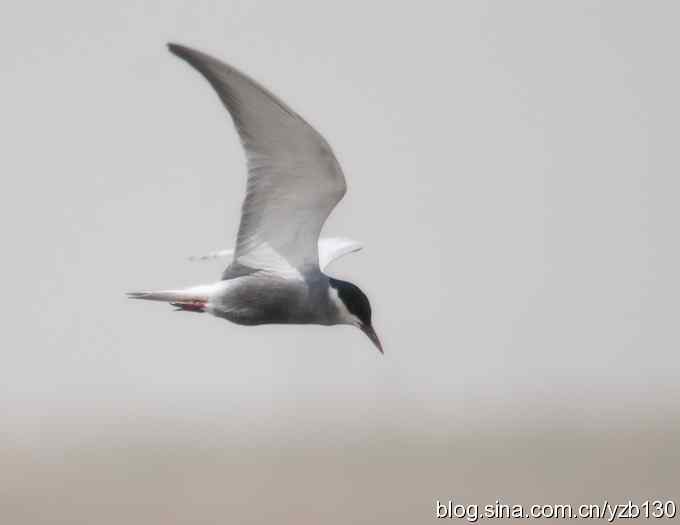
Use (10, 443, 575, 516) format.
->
(220, 301, 314, 326)
(211, 277, 325, 326)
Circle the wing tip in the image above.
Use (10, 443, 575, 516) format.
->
(167, 42, 194, 60)
(167, 42, 201, 62)
(166, 42, 224, 77)
(167, 42, 184, 55)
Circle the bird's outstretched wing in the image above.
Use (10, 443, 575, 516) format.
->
(188, 237, 363, 270)
(317, 237, 363, 269)
(168, 44, 347, 278)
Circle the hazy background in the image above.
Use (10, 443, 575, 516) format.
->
(1, 1, 678, 522)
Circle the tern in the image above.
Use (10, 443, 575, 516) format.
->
(127, 44, 382, 353)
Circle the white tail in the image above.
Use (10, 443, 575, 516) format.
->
(125, 282, 227, 313)
(126, 290, 196, 302)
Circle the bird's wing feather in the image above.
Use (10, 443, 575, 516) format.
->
(317, 237, 363, 269)
(168, 44, 347, 278)
(187, 237, 363, 270)
(188, 248, 234, 262)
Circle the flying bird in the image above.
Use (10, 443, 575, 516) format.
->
(127, 44, 382, 353)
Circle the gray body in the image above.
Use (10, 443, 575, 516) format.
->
(213, 269, 335, 326)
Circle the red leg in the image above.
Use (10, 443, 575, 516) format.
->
(171, 300, 207, 313)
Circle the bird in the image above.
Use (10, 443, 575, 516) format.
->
(127, 43, 382, 353)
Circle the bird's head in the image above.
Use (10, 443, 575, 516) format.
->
(328, 278, 382, 353)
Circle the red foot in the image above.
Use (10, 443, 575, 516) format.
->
(171, 300, 207, 312)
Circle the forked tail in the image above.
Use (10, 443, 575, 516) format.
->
(126, 288, 209, 312)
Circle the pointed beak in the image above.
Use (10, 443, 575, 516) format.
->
(360, 323, 383, 354)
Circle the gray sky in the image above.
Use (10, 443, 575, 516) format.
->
(2, 0, 679, 440)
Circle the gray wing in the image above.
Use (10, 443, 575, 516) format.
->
(168, 44, 347, 278)
(187, 237, 363, 270)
